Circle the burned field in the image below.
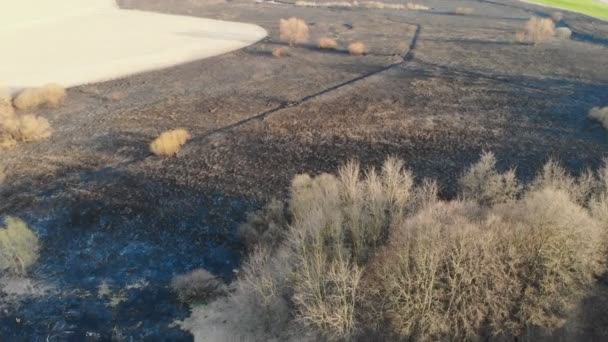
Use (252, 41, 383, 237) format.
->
(1, 0, 608, 340)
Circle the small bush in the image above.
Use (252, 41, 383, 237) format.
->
(318, 37, 338, 50)
(0, 217, 40, 276)
(453, 7, 474, 15)
(348, 41, 368, 56)
(555, 27, 572, 39)
(149, 128, 190, 156)
(272, 46, 289, 58)
(406, 2, 429, 10)
(171, 269, 226, 303)
(13, 83, 66, 110)
(590, 106, 608, 129)
(516, 17, 555, 43)
(279, 17, 309, 46)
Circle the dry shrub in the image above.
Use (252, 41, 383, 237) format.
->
(192, 154, 608, 341)
(590, 106, 608, 129)
(171, 269, 226, 303)
(279, 17, 309, 46)
(552, 11, 563, 22)
(272, 46, 289, 58)
(318, 37, 338, 50)
(0, 92, 52, 149)
(149, 128, 190, 156)
(459, 151, 521, 205)
(555, 27, 572, 39)
(348, 41, 368, 56)
(238, 199, 288, 251)
(13, 83, 66, 110)
(453, 7, 474, 15)
(0, 217, 40, 276)
(516, 17, 555, 43)
(530, 159, 597, 205)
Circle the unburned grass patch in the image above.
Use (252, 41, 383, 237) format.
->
(13, 83, 66, 110)
(348, 41, 368, 56)
(279, 17, 309, 46)
(590, 107, 608, 129)
(516, 16, 555, 43)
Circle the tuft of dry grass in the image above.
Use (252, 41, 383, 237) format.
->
(0, 91, 52, 149)
(555, 27, 572, 39)
(406, 2, 429, 10)
(317, 37, 338, 50)
(516, 17, 555, 43)
(171, 269, 226, 303)
(13, 83, 66, 110)
(0, 217, 40, 276)
(279, 17, 309, 46)
(348, 41, 368, 56)
(453, 7, 474, 15)
(12, 114, 52, 142)
(272, 46, 289, 58)
(149, 128, 191, 157)
(589, 107, 608, 129)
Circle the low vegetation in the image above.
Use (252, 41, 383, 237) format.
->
(149, 128, 191, 156)
(555, 27, 572, 39)
(279, 17, 309, 46)
(171, 269, 227, 303)
(453, 7, 474, 15)
(551, 11, 563, 22)
(0, 217, 40, 276)
(348, 41, 368, 56)
(516, 16, 556, 43)
(294, 1, 429, 10)
(272, 46, 289, 58)
(589, 106, 608, 129)
(318, 37, 338, 50)
(13, 83, 66, 110)
(187, 154, 608, 341)
(1, 88, 53, 149)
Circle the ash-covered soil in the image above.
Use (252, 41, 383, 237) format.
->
(1, 0, 607, 340)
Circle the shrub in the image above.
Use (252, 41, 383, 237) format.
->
(279, 17, 309, 46)
(0, 217, 40, 276)
(238, 199, 288, 251)
(555, 27, 572, 39)
(348, 41, 368, 56)
(590, 106, 608, 129)
(193, 154, 607, 341)
(516, 17, 555, 43)
(149, 128, 190, 156)
(13, 83, 66, 110)
(406, 2, 429, 10)
(13, 114, 52, 142)
(272, 46, 289, 58)
(171, 269, 226, 303)
(459, 151, 521, 205)
(318, 37, 338, 50)
(453, 7, 474, 15)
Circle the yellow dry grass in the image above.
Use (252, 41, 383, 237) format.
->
(348, 41, 369, 56)
(149, 128, 191, 156)
(0, 217, 40, 275)
(13, 83, 66, 110)
(318, 37, 338, 49)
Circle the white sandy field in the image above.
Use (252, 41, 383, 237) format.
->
(0, 0, 267, 92)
